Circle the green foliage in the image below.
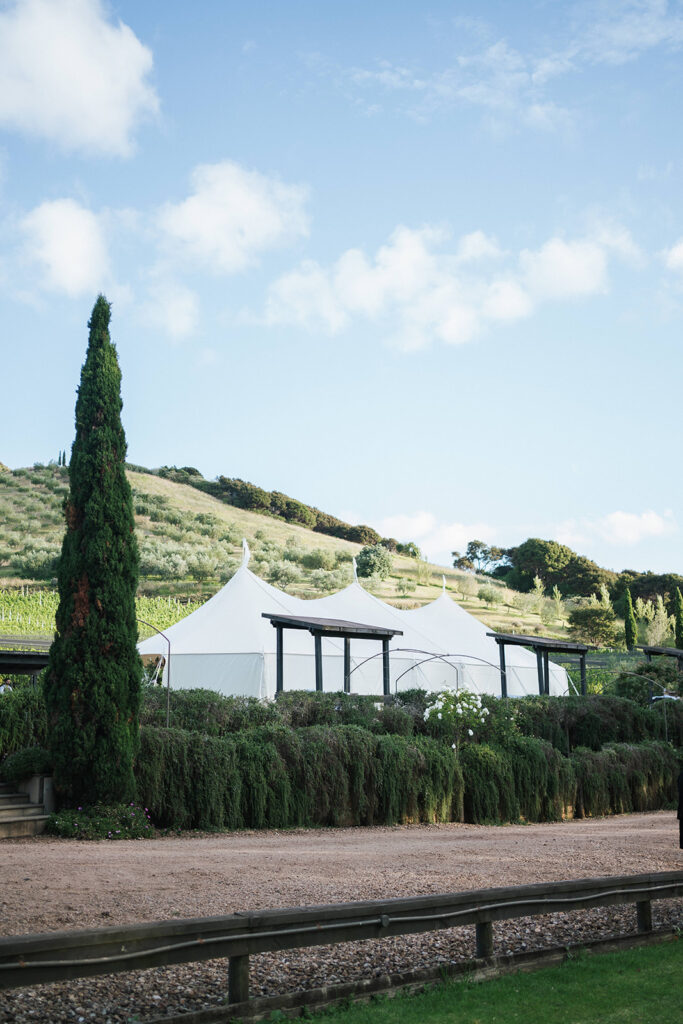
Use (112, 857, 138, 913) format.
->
(141, 687, 280, 735)
(624, 587, 637, 651)
(0, 687, 48, 758)
(0, 745, 52, 783)
(356, 544, 393, 580)
(495, 537, 616, 597)
(46, 802, 153, 839)
(274, 691, 415, 736)
(423, 689, 490, 751)
(676, 588, 683, 650)
(568, 605, 617, 646)
(135, 724, 463, 829)
(45, 296, 142, 806)
(612, 659, 682, 707)
(572, 741, 678, 817)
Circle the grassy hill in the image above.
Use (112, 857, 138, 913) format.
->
(0, 462, 570, 640)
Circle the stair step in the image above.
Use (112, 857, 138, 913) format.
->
(0, 792, 31, 806)
(0, 815, 50, 839)
(0, 803, 45, 820)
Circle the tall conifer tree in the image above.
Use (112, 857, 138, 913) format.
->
(46, 296, 141, 805)
(675, 587, 683, 651)
(624, 587, 637, 652)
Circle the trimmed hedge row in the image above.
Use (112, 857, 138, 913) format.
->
(135, 724, 464, 830)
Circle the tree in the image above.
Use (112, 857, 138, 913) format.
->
(624, 587, 637, 651)
(452, 550, 474, 571)
(675, 588, 683, 650)
(356, 543, 393, 580)
(46, 296, 141, 807)
(568, 606, 617, 647)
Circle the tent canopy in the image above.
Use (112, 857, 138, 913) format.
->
(138, 546, 569, 699)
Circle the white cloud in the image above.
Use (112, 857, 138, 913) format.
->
(333, 3, 683, 130)
(663, 239, 683, 272)
(21, 198, 108, 296)
(158, 161, 309, 274)
(261, 222, 632, 350)
(376, 510, 496, 564)
(520, 238, 608, 301)
(557, 509, 677, 548)
(0, 0, 158, 157)
(143, 282, 199, 339)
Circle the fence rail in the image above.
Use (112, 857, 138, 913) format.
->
(0, 870, 681, 1006)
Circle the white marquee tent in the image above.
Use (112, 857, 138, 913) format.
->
(138, 544, 569, 699)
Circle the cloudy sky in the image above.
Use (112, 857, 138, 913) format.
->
(1, 0, 682, 574)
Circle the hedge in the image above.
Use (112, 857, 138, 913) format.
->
(134, 724, 464, 830)
(572, 741, 678, 818)
(0, 688, 48, 758)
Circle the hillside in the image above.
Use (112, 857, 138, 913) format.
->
(0, 463, 570, 640)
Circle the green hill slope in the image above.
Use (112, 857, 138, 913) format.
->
(0, 462, 569, 640)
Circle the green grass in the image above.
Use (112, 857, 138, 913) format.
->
(314, 941, 682, 1024)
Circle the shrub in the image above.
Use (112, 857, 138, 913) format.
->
(0, 746, 52, 783)
(0, 687, 48, 759)
(356, 544, 393, 580)
(46, 802, 154, 839)
(572, 742, 677, 817)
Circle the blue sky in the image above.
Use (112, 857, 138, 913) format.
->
(1, 0, 682, 574)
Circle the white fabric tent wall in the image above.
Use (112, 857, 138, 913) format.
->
(138, 547, 569, 698)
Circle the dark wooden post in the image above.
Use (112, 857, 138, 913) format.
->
(344, 638, 351, 693)
(535, 648, 544, 695)
(542, 650, 550, 695)
(497, 641, 507, 698)
(382, 638, 391, 696)
(314, 634, 323, 691)
(636, 900, 652, 933)
(276, 626, 284, 693)
(645, 650, 652, 663)
(228, 954, 250, 1004)
(476, 920, 493, 958)
(580, 652, 587, 696)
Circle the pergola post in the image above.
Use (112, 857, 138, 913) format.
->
(580, 652, 587, 696)
(542, 650, 550, 695)
(535, 648, 544, 695)
(343, 639, 351, 694)
(276, 626, 284, 694)
(382, 638, 391, 696)
(314, 635, 323, 691)
(498, 642, 507, 698)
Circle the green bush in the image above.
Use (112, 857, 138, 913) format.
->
(141, 688, 280, 736)
(134, 724, 463, 830)
(0, 687, 48, 759)
(46, 802, 154, 839)
(572, 741, 678, 817)
(0, 745, 52, 783)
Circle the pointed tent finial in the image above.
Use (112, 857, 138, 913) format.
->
(352, 556, 358, 581)
(442, 575, 447, 593)
(242, 538, 251, 566)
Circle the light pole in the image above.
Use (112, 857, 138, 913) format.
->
(137, 618, 171, 728)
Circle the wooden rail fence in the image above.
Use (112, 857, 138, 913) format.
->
(0, 871, 681, 1009)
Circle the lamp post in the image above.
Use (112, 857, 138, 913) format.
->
(137, 618, 171, 728)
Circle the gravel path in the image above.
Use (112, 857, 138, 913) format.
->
(1, 812, 681, 1023)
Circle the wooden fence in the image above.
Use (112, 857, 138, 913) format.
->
(0, 871, 681, 1009)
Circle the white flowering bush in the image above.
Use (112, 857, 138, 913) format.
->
(423, 688, 490, 753)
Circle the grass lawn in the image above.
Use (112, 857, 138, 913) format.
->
(315, 941, 682, 1024)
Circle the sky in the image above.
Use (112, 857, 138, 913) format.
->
(1, 0, 682, 575)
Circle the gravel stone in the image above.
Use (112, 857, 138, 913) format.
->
(0, 812, 681, 1022)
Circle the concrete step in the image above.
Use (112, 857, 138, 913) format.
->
(0, 792, 32, 806)
(0, 802, 44, 821)
(0, 815, 50, 839)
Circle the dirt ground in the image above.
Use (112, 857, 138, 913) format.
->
(1, 812, 681, 1022)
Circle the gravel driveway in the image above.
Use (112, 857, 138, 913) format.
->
(1, 812, 681, 1023)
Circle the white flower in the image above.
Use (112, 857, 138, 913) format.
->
(451, 743, 456, 749)
(468, 728, 474, 736)
(437, 712, 442, 719)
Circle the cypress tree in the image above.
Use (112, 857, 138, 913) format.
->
(46, 296, 141, 806)
(675, 587, 683, 651)
(624, 587, 637, 652)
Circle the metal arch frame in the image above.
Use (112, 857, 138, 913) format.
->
(137, 617, 171, 728)
(347, 646, 509, 696)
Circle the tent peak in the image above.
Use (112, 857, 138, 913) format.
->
(241, 538, 251, 566)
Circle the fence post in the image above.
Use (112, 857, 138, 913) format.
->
(476, 920, 493, 958)
(229, 954, 250, 1004)
(636, 900, 652, 933)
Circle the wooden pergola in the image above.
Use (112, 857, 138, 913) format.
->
(486, 632, 590, 696)
(635, 644, 683, 673)
(0, 648, 50, 684)
(262, 613, 403, 695)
